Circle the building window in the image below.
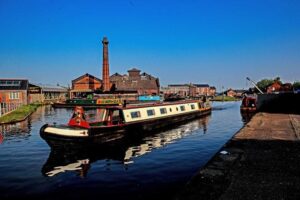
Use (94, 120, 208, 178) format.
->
(130, 111, 141, 119)
(9, 92, 20, 99)
(180, 105, 185, 111)
(160, 108, 167, 114)
(0, 80, 21, 86)
(191, 104, 195, 110)
(147, 109, 155, 116)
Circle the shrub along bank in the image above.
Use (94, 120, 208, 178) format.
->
(0, 104, 41, 124)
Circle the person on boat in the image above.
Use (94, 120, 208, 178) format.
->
(68, 106, 89, 128)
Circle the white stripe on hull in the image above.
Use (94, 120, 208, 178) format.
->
(44, 127, 89, 137)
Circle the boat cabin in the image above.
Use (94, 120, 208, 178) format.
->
(68, 106, 125, 128)
(241, 96, 256, 108)
(67, 100, 209, 129)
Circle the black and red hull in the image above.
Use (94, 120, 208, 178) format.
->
(40, 108, 211, 148)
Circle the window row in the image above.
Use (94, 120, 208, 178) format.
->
(0, 80, 21, 86)
(130, 104, 196, 119)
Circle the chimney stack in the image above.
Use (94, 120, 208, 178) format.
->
(102, 37, 110, 92)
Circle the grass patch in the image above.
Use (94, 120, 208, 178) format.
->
(0, 104, 41, 124)
(212, 96, 238, 101)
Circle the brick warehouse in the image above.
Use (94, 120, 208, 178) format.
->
(162, 84, 216, 98)
(0, 79, 28, 105)
(71, 73, 102, 98)
(110, 68, 160, 95)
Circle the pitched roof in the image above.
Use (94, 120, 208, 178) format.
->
(234, 89, 247, 93)
(168, 84, 189, 87)
(72, 73, 102, 83)
(29, 83, 68, 92)
(110, 73, 122, 77)
(0, 79, 28, 90)
(128, 68, 141, 72)
(194, 84, 210, 88)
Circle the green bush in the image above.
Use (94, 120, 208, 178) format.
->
(212, 96, 237, 101)
(0, 103, 41, 124)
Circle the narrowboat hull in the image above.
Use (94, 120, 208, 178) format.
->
(40, 108, 211, 147)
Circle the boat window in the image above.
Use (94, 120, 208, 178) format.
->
(86, 108, 106, 121)
(130, 111, 141, 119)
(191, 104, 195, 110)
(180, 105, 185, 111)
(160, 108, 167, 114)
(169, 108, 172, 112)
(147, 109, 155, 116)
(112, 110, 122, 124)
(176, 107, 178, 111)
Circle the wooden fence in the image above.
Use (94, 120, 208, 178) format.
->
(0, 102, 23, 117)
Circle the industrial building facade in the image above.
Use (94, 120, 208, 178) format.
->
(71, 37, 160, 97)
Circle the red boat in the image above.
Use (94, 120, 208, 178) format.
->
(240, 95, 257, 113)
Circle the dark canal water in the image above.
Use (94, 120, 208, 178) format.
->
(0, 101, 244, 200)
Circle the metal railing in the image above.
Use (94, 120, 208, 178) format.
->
(0, 102, 23, 117)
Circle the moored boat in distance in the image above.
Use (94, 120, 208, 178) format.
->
(240, 94, 257, 113)
(40, 100, 211, 146)
(52, 98, 122, 108)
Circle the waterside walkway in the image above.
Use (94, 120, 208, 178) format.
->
(176, 112, 300, 200)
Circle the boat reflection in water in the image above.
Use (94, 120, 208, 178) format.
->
(240, 111, 256, 123)
(42, 116, 210, 177)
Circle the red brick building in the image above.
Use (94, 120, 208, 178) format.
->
(226, 89, 237, 97)
(71, 73, 102, 98)
(162, 83, 216, 98)
(110, 68, 160, 95)
(266, 81, 281, 93)
(209, 86, 216, 96)
(225, 89, 246, 98)
(194, 84, 210, 96)
(0, 79, 28, 105)
(266, 81, 293, 93)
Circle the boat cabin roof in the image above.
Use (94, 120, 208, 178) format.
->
(104, 100, 200, 111)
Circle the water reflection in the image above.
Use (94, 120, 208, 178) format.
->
(42, 116, 210, 177)
(0, 106, 54, 143)
(0, 118, 31, 142)
(240, 111, 256, 123)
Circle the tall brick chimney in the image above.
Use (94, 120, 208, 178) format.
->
(102, 37, 110, 92)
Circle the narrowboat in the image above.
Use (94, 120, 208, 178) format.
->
(52, 98, 122, 108)
(240, 95, 257, 113)
(40, 100, 211, 145)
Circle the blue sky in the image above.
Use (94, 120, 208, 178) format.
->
(0, 0, 299, 91)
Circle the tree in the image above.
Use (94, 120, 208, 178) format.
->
(256, 79, 274, 92)
(274, 77, 282, 84)
(293, 81, 300, 90)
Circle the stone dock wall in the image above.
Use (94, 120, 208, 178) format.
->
(176, 112, 300, 200)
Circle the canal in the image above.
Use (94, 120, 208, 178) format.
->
(0, 101, 244, 200)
